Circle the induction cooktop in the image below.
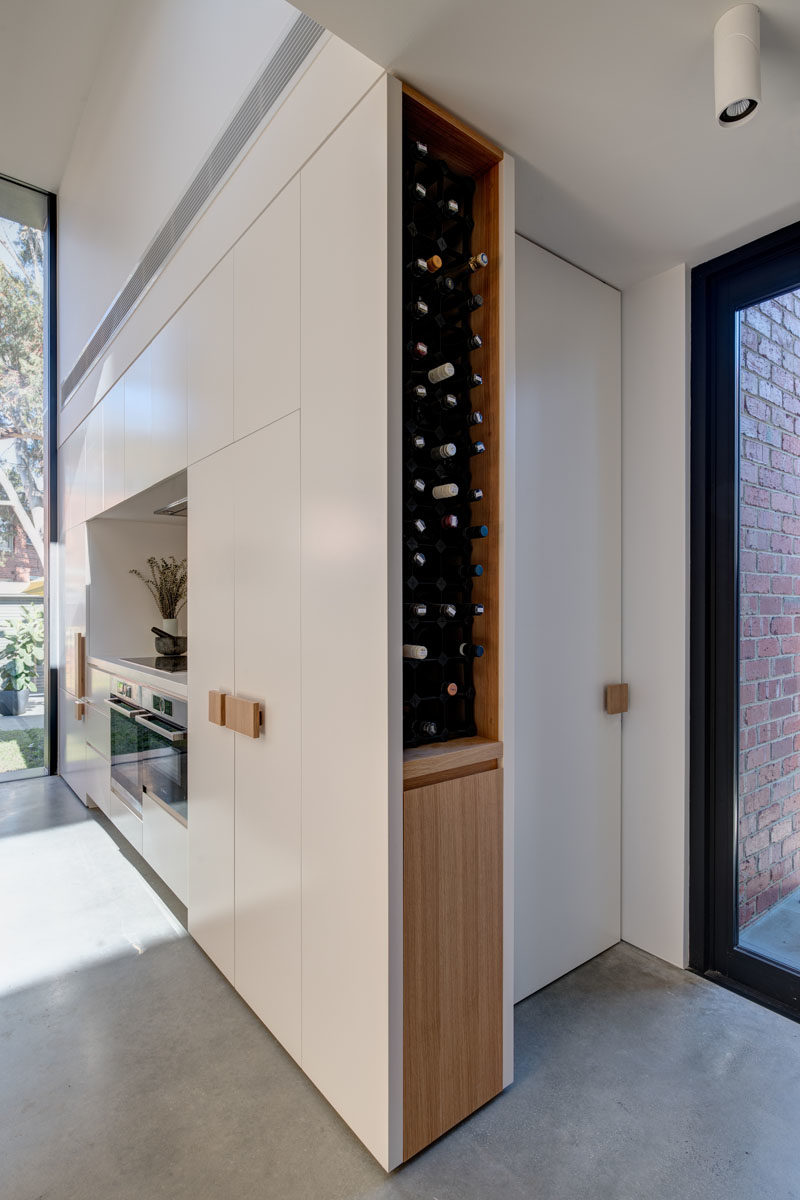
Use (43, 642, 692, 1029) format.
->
(120, 655, 187, 675)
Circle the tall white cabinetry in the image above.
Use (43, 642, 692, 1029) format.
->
(57, 48, 513, 1171)
(188, 414, 301, 1059)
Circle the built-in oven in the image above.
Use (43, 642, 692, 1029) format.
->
(105, 677, 188, 824)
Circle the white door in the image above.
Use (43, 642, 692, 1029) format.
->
(514, 237, 622, 1000)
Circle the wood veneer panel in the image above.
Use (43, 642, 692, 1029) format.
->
(402, 85, 502, 175)
(403, 768, 503, 1160)
(468, 162, 501, 740)
(403, 736, 503, 786)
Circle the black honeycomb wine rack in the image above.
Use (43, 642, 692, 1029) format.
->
(402, 135, 489, 749)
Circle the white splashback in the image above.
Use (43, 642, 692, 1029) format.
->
(87, 518, 188, 661)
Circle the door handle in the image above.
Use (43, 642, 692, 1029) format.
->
(604, 683, 629, 715)
(208, 690, 227, 726)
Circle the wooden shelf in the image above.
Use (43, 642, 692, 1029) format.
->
(403, 736, 503, 789)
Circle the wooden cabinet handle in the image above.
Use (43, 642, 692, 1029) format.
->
(225, 696, 262, 739)
(208, 690, 227, 726)
(604, 683, 629, 715)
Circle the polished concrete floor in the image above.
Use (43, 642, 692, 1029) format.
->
(3, 777, 800, 1200)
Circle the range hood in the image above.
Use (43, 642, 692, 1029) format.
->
(153, 497, 188, 517)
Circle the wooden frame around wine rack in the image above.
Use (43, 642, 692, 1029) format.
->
(402, 85, 504, 764)
(400, 85, 507, 1162)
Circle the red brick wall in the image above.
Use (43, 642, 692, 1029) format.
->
(0, 520, 39, 583)
(739, 293, 800, 928)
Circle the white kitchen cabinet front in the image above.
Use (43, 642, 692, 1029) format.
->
(233, 413, 301, 1061)
(149, 310, 187, 485)
(187, 442, 236, 981)
(187, 254, 234, 464)
(59, 688, 87, 804)
(123, 347, 153, 499)
(101, 379, 125, 512)
(233, 178, 300, 441)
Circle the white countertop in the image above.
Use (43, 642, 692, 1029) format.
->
(88, 654, 188, 698)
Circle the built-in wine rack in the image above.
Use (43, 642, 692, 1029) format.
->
(402, 90, 501, 750)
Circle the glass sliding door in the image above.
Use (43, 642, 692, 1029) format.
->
(0, 177, 53, 779)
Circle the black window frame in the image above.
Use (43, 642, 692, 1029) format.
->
(691, 217, 800, 1016)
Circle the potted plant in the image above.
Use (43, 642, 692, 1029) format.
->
(0, 605, 44, 716)
(130, 556, 187, 642)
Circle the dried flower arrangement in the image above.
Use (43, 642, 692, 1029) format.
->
(129, 556, 187, 621)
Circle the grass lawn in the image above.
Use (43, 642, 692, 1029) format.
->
(0, 728, 44, 771)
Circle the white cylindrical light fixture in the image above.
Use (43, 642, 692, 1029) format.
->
(714, 4, 761, 126)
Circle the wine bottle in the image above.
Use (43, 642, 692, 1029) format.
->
(459, 642, 485, 659)
(407, 254, 442, 276)
(410, 477, 426, 494)
(436, 603, 458, 618)
(441, 328, 483, 353)
(431, 482, 459, 500)
(424, 361, 455, 385)
(410, 434, 426, 450)
(408, 550, 426, 568)
(406, 340, 428, 359)
(405, 602, 427, 618)
(430, 441, 457, 461)
(406, 516, 426, 534)
(467, 487, 483, 502)
(467, 440, 486, 456)
(403, 644, 428, 660)
(465, 524, 489, 539)
(449, 251, 489, 277)
(432, 273, 456, 294)
(466, 410, 483, 426)
(407, 296, 429, 318)
(408, 180, 427, 201)
(440, 514, 459, 530)
(442, 680, 459, 697)
(442, 291, 484, 316)
(407, 382, 428, 400)
(412, 719, 438, 737)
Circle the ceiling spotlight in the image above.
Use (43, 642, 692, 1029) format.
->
(714, 4, 761, 127)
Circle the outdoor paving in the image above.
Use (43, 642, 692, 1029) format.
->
(0, 693, 44, 733)
(740, 890, 800, 972)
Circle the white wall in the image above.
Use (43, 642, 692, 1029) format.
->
(621, 263, 689, 968)
(58, 0, 296, 374)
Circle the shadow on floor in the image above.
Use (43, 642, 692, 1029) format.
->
(3, 777, 800, 1200)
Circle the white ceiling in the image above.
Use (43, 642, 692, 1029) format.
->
(294, 0, 800, 288)
(0, 0, 121, 193)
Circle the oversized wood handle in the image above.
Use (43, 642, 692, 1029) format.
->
(604, 684, 629, 715)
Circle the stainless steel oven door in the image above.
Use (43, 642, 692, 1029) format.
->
(105, 697, 146, 814)
(135, 713, 188, 824)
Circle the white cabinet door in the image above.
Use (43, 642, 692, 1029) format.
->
(59, 424, 86, 533)
(234, 178, 300, 441)
(187, 255, 234, 463)
(187, 443, 236, 981)
(234, 413, 301, 1060)
(513, 238, 622, 1000)
(84, 742, 110, 816)
(84, 403, 104, 520)
(150, 311, 187, 484)
(124, 347, 153, 499)
(143, 795, 187, 905)
(102, 379, 125, 512)
(59, 688, 87, 804)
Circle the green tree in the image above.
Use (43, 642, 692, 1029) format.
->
(0, 219, 44, 570)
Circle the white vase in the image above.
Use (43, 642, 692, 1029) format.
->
(160, 618, 179, 636)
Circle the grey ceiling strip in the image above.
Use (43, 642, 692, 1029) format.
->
(61, 10, 325, 405)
